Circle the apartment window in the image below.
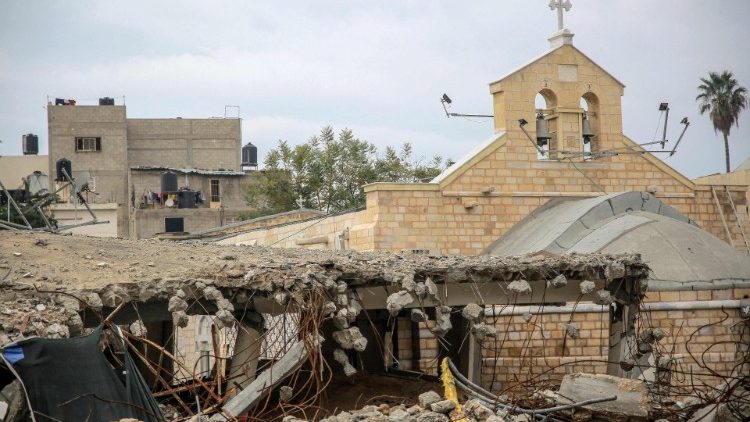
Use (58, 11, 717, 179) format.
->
(75, 137, 101, 152)
(210, 179, 220, 202)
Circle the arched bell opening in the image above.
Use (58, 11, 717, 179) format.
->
(534, 89, 558, 160)
(580, 93, 600, 159)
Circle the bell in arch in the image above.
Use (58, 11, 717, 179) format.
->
(536, 112, 551, 146)
(582, 114, 595, 144)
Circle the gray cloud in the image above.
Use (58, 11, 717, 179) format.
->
(1, 1, 748, 177)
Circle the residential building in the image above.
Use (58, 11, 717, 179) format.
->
(46, 100, 254, 238)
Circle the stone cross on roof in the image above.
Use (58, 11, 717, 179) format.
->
(549, 0, 572, 31)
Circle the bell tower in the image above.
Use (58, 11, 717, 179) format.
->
(488, 1, 624, 162)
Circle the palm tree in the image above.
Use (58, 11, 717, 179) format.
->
(696, 71, 748, 173)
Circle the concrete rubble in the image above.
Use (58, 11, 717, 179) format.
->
(548, 274, 567, 288)
(579, 280, 596, 295)
(556, 373, 651, 420)
(461, 303, 484, 322)
(387, 291, 413, 316)
(332, 348, 357, 377)
(507, 279, 532, 295)
(433, 305, 452, 335)
(332, 327, 368, 352)
(0, 232, 658, 421)
(471, 323, 497, 341)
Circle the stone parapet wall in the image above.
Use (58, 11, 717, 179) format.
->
(216, 208, 376, 251)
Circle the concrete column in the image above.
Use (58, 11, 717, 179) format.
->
(227, 317, 263, 398)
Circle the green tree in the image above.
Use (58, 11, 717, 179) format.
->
(696, 71, 748, 172)
(244, 127, 450, 217)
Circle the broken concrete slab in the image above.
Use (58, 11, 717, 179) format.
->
(471, 323, 497, 341)
(386, 290, 413, 316)
(212, 334, 323, 420)
(418, 391, 442, 408)
(461, 303, 484, 322)
(332, 327, 367, 352)
(557, 373, 650, 421)
(433, 306, 452, 336)
(507, 279, 532, 295)
(548, 274, 568, 288)
(332, 348, 357, 377)
(579, 280, 596, 295)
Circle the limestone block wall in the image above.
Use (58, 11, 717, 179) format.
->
(490, 45, 626, 160)
(206, 210, 323, 237)
(476, 288, 749, 393)
(395, 317, 439, 375)
(479, 308, 609, 392)
(216, 208, 376, 251)
(218, 181, 748, 256)
(363, 156, 748, 255)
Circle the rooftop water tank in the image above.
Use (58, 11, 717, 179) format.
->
(160, 171, 178, 193)
(178, 190, 196, 209)
(99, 97, 115, 106)
(55, 158, 71, 182)
(22, 133, 38, 155)
(241, 142, 258, 168)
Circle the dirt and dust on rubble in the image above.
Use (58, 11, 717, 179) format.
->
(0, 231, 747, 422)
(0, 230, 646, 343)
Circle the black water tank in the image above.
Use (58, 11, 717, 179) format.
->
(160, 171, 178, 193)
(241, 142, 258, 167)
(99, 97, 114, 106)
(22, 133, 39, 155)
(55, 158, 72, 181)
(178, 190, 196, 209)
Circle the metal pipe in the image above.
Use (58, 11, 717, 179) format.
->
(669, 119, 690, 156)
(519, 123, 547, 156)
(649, 280, 749, 291)
(488, 303, 609, 316)
(0, 179, 32, 229)
(642, 300, 741, 311)
(449, 359, 603, 421)
(661, 106, 669, 148)
(488, 300, 743, 317)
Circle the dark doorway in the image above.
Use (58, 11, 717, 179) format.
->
(164, 217, 184, 233)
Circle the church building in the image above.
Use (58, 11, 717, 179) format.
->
(215, 4, 750, 391)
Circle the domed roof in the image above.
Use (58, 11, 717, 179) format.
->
(484, 192, 750, 289)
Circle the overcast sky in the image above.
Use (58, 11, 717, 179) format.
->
(1, 1, 749, 178)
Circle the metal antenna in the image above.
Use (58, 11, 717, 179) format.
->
(669, 118, 690, 156)
(518, 119, 547, 157)
(440, 93, 493, 119)
(659, 102, 669, 148)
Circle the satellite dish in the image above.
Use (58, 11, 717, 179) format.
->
(73, 172, 91, 194)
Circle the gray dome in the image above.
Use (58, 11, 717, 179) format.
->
(484, 192, 750, 289)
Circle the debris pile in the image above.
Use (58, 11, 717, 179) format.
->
(8, 231, 746, 421)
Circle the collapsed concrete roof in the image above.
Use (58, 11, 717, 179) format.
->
(484, 191, 750, 290)
(0, 231, 649, 341)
